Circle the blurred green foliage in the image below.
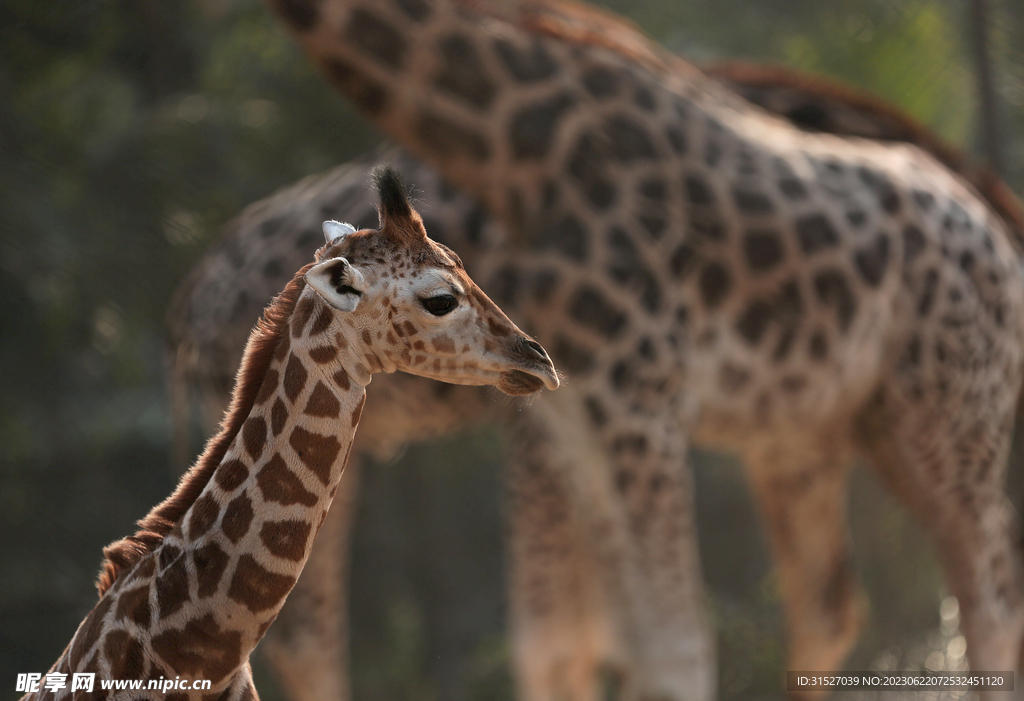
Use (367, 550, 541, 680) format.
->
(1, 0, 1022, 699)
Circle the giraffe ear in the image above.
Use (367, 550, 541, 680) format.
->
(323, 220, 356, 244)
(305, 256, 366, 312)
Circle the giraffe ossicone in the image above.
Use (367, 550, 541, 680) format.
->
(23, 164, 557, 701)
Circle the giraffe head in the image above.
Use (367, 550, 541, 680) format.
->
(301, 165, 559, 395)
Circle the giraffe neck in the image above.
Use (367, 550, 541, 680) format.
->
(269, 0, 736, 235)
(64, 290, 369, 692)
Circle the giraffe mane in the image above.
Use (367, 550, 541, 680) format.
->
(704, 60, 1024, 240)
(519, 0, 678, 76)
(458, 0, 683, 77)
(97, 262, 316, 596)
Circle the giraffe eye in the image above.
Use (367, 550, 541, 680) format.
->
(422, 294, 457, 316)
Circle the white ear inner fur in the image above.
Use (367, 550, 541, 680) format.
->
(305, 257, 365, 313)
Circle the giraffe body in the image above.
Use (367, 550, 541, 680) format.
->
(28, 167, 557, 701)
(171, 0, 1024, 698)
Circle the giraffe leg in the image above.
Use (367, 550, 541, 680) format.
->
(260, 462, 359, 701)
(856, 387, 1024, 700)
(511, 389, 714, 701)
(507, 428, 617, 701)
(743, 436, 866, 694)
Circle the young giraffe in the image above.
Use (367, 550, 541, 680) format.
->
(25, 166, 558, 701)
(175, 0, 1024, 697)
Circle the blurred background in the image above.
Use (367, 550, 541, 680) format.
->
(2, 0, 1024, 699)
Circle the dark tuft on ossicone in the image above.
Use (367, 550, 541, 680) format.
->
(371, 164, 413, 220)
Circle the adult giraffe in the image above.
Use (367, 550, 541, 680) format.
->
(171, 0, 1024, 698)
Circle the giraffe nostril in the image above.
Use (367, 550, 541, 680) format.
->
(522, 338, 549, 361)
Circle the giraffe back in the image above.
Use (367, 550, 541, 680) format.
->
(705, 60, 1024, 244)
(168, 59, 1024, 462)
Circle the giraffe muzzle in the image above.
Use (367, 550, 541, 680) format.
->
(497, 335, 560, 395)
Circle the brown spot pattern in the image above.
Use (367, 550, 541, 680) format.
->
(188, 494, 220, 540)
(486, 316, 512, 337)
(291, 297, 315, 338)
(260, 519, 312, 561)
(215, 460, 249, 492)
(257, 453, 319, 507)
(105, 629, 146, 680)
(309, 305, 333, 336)
(289, 426, 342, 485)
(70, 594, 112, 667)
(156, 557, 190, 619)
(80, 650, 101, 685)
(274, 331, 290, 362)
(271, 397, 288, 436)
(304, 381, 341, 417)
(158, 544, 182, 570)
(333, 368, 351, 391)
(134, 554, 156, 580)
(270, 0, 319, 31)
(308, 345, 336, 364)
(432, 334, 456, 353)
(152, 614, 242, 683)
(254, 369, 279, 405)
(283, 354, 308, 403)
(323, 58, 389, 114)
(417, 111, 491, 162)
(242, 416, 267, 461)
(193, 542, 230, 598)
(115, 584, 151, 627)
(222, 493, 254, 543)
(346, 8, 407, 69)
(227, 554, 295, 613)
(351, 394, 365, 428)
